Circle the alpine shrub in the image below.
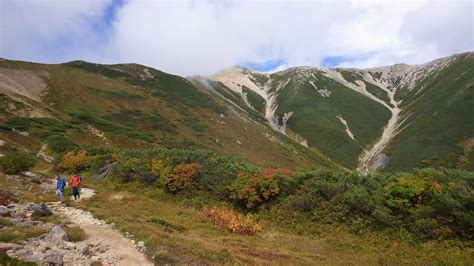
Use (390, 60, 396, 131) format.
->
(0, 151, 36, 174)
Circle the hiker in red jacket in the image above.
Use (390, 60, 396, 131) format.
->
(70, 174, 82, 200)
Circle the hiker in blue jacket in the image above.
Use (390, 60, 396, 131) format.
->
(55, 174, 67, 204)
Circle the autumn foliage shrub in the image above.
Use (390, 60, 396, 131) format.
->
(108, 147, 473, 241)
(164, 163, 202, 192)
(384, 174, 441, 209)
(230, 168, 292, 209)
(58, 150, 89, 172)
(201, 206, 261, 235)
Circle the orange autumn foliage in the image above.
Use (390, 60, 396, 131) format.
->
(165, 163, 202, 192)
(58, 150, 89, 172)
(230, 167, 293, 209)
(201, 206, 261, 235)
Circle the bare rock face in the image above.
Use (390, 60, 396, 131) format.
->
(0, 68, 47, 102)
(0, 205, 11, 217)
(29, 203, 51, 217)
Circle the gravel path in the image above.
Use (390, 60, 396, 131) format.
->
(49, 180, 152, 265)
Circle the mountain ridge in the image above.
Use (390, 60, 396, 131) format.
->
(0, 52, 471, 173)
(190, 51, 473, 172)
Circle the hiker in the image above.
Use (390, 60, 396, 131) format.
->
(70, 173, 82, 200)
(55, 174, 67, 204)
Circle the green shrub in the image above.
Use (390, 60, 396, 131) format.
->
(84, 145, 114, 156)
(273, 168, 474, 240)
(179, 115, 206, 133)
(2, 117, 70, 138)
(343, 185, 375, 215)
(113, 157, 156, 183)
(69, 112, 154, 142)
(47, 135, 79, 154)
(285, 194, 317, 212)
(0, 151, 36, 174)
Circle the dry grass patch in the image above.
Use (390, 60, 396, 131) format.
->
(64, 226, 87, 242)
(0, 217, 13, 227)
(109, 192, 134, 201)
(201, 207, 261, 236)
(0, 226, 48, 243)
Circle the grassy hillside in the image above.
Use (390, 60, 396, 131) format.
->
(385, 53, 474, 171)
(270, 70, 390, 168)
(0, 59, 334, 170)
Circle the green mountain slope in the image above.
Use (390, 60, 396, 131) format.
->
(195, 52, 473, 172)
(385, 52, 474, 171)
(0, 59, 334, 170)
(199, 66, 392, 168)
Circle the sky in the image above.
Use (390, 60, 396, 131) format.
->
(1, 0, 473, 76)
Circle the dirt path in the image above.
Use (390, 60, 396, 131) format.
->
(49, 182, 152, 265)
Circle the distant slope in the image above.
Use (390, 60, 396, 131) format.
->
(0, 59, 335, 170)
(192, 52, 474, 172)
(192, 66, 393, 168)
(385, 52, 474, 171)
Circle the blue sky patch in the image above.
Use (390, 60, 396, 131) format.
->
(322, 53, 376, 68)
(241, 58, 286, 72)
(321, 56, 348, 67)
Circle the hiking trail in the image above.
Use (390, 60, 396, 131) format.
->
(48, 180, 152, 265)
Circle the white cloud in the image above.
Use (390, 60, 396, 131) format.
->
(1, 0, 472, 76)
(0, 0, 112, 62)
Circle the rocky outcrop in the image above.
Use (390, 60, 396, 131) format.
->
(29, 203, 52, 217)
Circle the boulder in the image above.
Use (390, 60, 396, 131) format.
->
(0, 206, 10, 217)
(49, 225, 69, 242)
(30, 203, 51, 217)
(40, 250, 64, 265)
(80, 244, 91, 256)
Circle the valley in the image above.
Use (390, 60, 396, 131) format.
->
(0, 52, 472, 265)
